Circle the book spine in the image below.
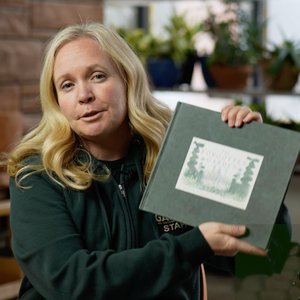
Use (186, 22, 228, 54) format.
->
(139, 102, 182, 209)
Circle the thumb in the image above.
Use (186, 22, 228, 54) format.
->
(219, 224, 247, 237)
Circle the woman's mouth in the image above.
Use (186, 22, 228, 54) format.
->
(80, 110, 103, 121)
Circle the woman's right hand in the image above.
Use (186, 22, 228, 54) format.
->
(199, 222, 267, 257)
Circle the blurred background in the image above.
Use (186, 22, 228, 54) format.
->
(0, 0, 299, 299)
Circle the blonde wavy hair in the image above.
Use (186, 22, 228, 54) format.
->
(6, 22, 172, 190)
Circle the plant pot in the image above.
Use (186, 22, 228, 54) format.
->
(178, 53, 197, 85)
(199, 56, 217, 88)
(260, 60, 299, 91)
(146, 58, 181, 88)
(209, 64, 253, 90)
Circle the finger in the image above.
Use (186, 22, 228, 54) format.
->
(225, 106, 253, 128)
(234, 107, 253, 127)
(235, 240, 267, 257)
(221, 104, 234, 122)
(224, 106, 242, 127)
(243, 111, 263, 124)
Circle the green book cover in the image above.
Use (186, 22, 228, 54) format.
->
(139, 102, 300, 249)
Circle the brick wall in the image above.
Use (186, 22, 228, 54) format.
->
(0, 0, 103, 134)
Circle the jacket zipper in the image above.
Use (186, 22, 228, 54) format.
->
(118, 183, 126, 199)
(118, 166, 137, 248)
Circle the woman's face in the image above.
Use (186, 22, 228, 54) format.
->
(53, 37, 128, 147)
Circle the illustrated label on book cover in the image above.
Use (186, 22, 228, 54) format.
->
(139, 102, 300, 249)
(176, 137, 264, 210)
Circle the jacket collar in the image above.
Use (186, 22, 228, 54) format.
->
(74, 135, 145, 177)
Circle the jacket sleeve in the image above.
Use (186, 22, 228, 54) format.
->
(9, 173, 213, 300)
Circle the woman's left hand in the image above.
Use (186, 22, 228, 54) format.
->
(221, 104, 263, 128)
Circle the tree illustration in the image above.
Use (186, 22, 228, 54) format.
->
(184, 141, 204, 180)
(239, 157, 259, 197)
(196, 161, 205, 184)
(229, 171, 241, 194)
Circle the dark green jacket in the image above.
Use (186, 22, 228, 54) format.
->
(9, 140, 213, 300)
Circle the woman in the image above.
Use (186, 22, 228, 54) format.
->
(7, 23, 269, 300)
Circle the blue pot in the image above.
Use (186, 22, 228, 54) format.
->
(146, 58, 181, 88)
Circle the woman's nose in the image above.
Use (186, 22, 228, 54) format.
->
(77, 83, 94, 104)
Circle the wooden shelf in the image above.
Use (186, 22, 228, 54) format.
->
(155, 86, 300, 98)
(206, 87, 300, 98)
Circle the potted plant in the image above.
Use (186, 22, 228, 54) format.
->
(144, 35, 182, 88)
(260, 39, 300, 90)
(118, 27, 182, 88)
(164, 14, 202, 85)
(117, 13, 202, 88)
(201, 3, 263, 90)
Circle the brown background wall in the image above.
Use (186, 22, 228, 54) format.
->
(0, 0, 103, 137)
(0, 0, 103, 187)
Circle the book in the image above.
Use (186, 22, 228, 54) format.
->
(139, 102, 300, 249)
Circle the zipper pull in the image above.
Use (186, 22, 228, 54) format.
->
(118, 183, 126, 199)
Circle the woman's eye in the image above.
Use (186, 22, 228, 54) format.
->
(93, 73, 105, 81)
(61, 82, 73, 90)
